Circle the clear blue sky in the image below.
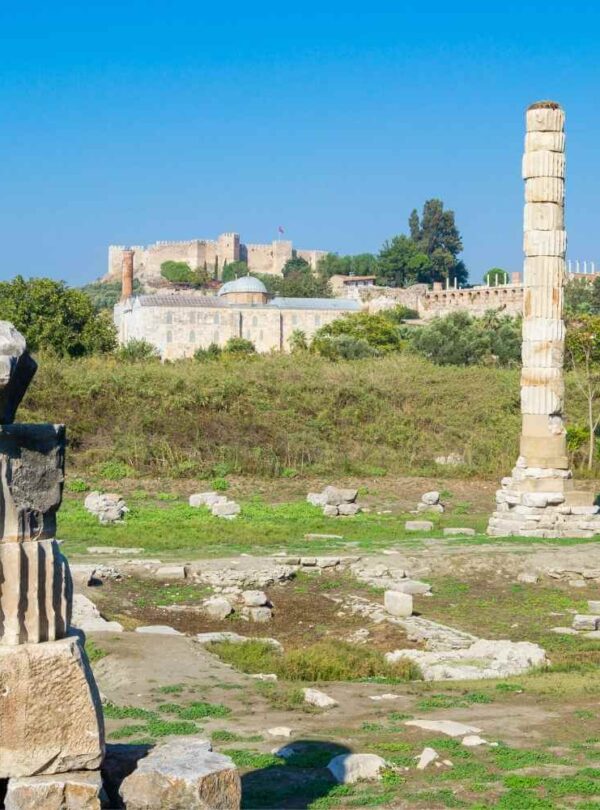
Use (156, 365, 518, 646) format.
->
(1, 1, 599, 285)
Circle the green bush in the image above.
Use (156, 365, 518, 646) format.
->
(66, 478, 89, 493)
(314, 335, 378, 360)
(312, 312, 404, 355)
(194, 343, 222, 361)
(224, 337, 255, 355)
(116, 339, 160, 362)
(211, 477, 229, 492)
(98, 460, 134, 481)
(160, 261, 196, 284)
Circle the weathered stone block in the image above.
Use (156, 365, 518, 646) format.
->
(522, 150, 565, 179)
(0, 423, 65, 542)
(572, 615, 600, 631)
(5, 770, 104, 810)
(525, 176, 564, 203)
(323, 486, 357, 505)
(526, 105, 565, 133)
(443, 527, 476, 537)
(525, 130, 565, 152)
(405, 520, 433, 532)
(0, 636, 104, 777)
(119, 738, 241, 810)
(524, 202, 564, 231)
(384, 590, 413, 617)
(523, 228, 566, 257)
(338, 503, 360, 516)
(0, 323, 37, 425)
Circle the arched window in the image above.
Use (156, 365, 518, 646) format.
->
(214, 313, 220, 325)
(166, 312, 173, 325)
(252, 315, 258, 327)
(189, 330, 195, 343)
(189, 311, 195, 323)
(292, 314, 298, 326)
(315, 315, 321, 327)
(166, 331, 172, 343)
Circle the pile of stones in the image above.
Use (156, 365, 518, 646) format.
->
(307, 485, 361, 517)
(571, 601, 600, 636)
(84, 491, 128, 523)
(415, 491, 444, 513)
(202, 589, 273, 623)
(189, 491, 241, 519)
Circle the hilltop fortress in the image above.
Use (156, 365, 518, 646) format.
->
(106, 232, 327, 285)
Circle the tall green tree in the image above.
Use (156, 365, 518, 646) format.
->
(484, 268, 509, 286)
(409, 199, 468, 285)
(565, 314, 600, 469)
(317, 252, 379, 280)
(0, 276, 116, 356)
(377, 235, 432, 287)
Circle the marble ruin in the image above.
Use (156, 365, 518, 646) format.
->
(488, 101, 600, 538)
(0, 323, 105, 796)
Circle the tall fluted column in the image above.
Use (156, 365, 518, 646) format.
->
(488, 102, 600, 538)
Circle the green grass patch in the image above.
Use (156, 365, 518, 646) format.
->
(416, 691, 493, 711)
(158, 700, 230, 720)
(208, 638, 420, 682)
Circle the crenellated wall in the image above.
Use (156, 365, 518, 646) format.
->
(107, 233, 326, 285)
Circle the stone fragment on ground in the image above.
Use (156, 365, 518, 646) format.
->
(250, 673, 277, 681)
(416, 491, 445, 514)
(0, 636, 104, 778)
(384, 590, 413, 617)
(241, 590, 268, 607)
(405, 719, 482, 737)
(303, 688, 338, 709)
(119, 737, 241, 810)
(517, 571, 540, 584)
(369, 693, 400, 701)
(247, 606, 272, 623)
(4, 770, 105, 810)
(203, 597, 234, 620)
(154, 564, 188, 580)
(416, 747, 439, 770)
(195, 632, 282, 649)
(87, 546, 143, 555)
(572, 614, 600, 630)
(462, 735, 489, 747)
(389, 579, 431, 595)
(589, 600, 600, 613)
(307, 485, 361, 517)
(443, 527, 475, 537)
(84, 491, 128, 524)
(388, 639, 547, 680)
(327, 753, 385, 784)
(405, 520, 434, 531)
(135, 625, 183, 636)
(189, 492, 228, 508)
(267, 727, 293, 738)
(71, 594, 124, 633)
(304, 533, 343, 541)
(212, 500, 241, 518)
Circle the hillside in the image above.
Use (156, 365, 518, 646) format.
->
(18, 353, 590, 480)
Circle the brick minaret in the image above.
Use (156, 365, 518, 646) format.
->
(121, 248, 135, 300)
(488, 102, 600, 538)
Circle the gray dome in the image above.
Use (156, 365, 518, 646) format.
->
(218, 276, 268, 296)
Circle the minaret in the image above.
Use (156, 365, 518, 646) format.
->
(488, 102, 600, 538)
(121, 247, 135, 300)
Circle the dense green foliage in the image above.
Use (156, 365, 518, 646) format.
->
(484, 267, 509, 285)
(376, 235, 432, 287)
(317, 252, 379, 279)
(0, 276, 117, 357)
(160, 261, 211, 286)
(81, 279, 142, 311)
(564, 276, 600, 316)
(409, 198, 468, 285)
(116, 339, 161, 362)
(411, 311, 522, 367)
(312, 311, 407, 358)
(221, 261, 250, 282)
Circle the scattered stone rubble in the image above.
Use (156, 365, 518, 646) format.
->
(303, 688, 338, 708)
(71, 593, 124, 633)
(307, 485, 361, 517)
(84, 491, 128, 524)
(189, 491, 241, 519)
(415, 490, 444, 513)
(327, 753, 385, 784)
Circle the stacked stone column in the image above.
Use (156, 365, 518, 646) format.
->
(488, 102, 600, 538)
(0, 323, 104, 803)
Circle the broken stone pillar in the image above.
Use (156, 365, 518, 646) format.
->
(488, 102, 600, 538)
(0, 322, 104, 780)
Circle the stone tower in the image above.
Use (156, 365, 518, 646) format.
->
(488, 101, 600, 538)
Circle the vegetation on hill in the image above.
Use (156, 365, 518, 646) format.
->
(81, 279, 142, 311)
(18, 351, 597, 480)
(160, 261, 212, 287)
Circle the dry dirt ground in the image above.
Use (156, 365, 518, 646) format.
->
(78, 535, 600, 809)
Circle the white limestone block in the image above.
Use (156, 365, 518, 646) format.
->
(524, 202, 564, 231)
(521, 339, 563, 368)
(416, 747, 439, 770)
(303, 688, 338, 708)
(327, 753, 385, 784)
(522, 150, 565, 179)
(384, 590, 413, 617)
(523, 229, 566, 257)
(5, 771, 104, 810)
(526, 105, 564, 133)
(523, 256, 565, 287)
(525, 131, 565, 152)
(525, 176, 564, 203)
(522, 318, 565, 343)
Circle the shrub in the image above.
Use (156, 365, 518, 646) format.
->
(66, 478, 89, 493)
(312, 311, 404, 355)
(313, 335, 378, 360)
(211, 477, 229, 492)
(288, 329, 308, 352)
(98, 460, 134, 480)
(223, 337, 255, 355)
(160, 261, 196, 284)
(194, 343, 222, 361)
(116, 339, 160, 362)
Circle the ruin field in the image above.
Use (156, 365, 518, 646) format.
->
(66, 476, 600, 809)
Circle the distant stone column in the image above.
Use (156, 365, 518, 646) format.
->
(488, 102, 600, 538)
(121, 248, 135, 300)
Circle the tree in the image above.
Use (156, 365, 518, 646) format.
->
(484, 268, 509, 286)
(160, 261, 196, 284)
(312, 311, 404, 356)
(282, 257, 311, 277)
(116, 338, 160, 362)
(0, 276, 117, 356)
(81, 279, 142, 312)
(316, 252, 379, 280)
(288, 329, 308, 352)
(258, 269, 331, 299)
(377, 236, 432, 287)
(409, 199, 468, 285)
(564, 277, 600, 317)
(565, 315, 600, 469)
(224, 337, 256, 355)
(410, 311, 521, 367)
(221, 261, 249, 282)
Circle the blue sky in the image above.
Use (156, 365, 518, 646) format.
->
(1, 1, 599, 285)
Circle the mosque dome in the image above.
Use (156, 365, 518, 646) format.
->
(218, 276, 268, 297)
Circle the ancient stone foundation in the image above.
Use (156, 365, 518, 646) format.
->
(488, 102, 600, 538)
